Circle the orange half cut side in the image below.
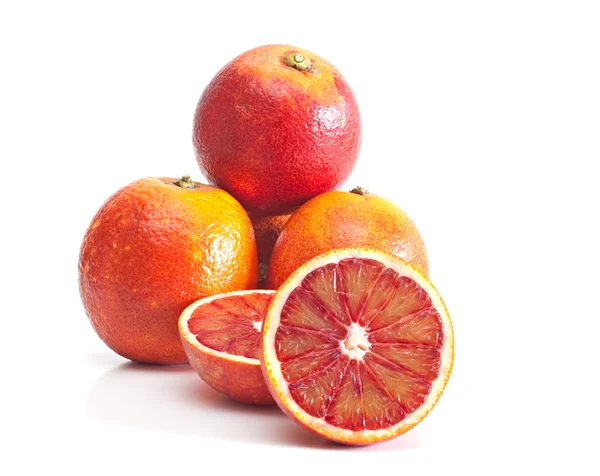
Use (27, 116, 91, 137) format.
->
(180, 289, 276, 404)
(261, 248, 454, 444)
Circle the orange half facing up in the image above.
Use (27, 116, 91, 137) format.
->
(179, 290, 275, 404)
(261, 248, 454, 445)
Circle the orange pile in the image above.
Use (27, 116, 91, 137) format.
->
(79, 44, 454, 446)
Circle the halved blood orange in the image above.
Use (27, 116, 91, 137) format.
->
(179, 290, 275, 404)
(261, 248, 454, 444)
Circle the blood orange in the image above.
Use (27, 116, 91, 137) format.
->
(261, 248, 454, 445)
(179, 290, 275, 404)
(267, 187, 429, 290)
(193, 44, 361, 214)
(79, 175, 258, 364)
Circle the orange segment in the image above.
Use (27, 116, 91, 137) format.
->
(364, 276, 432, 331)
(280, 287, 347, 337)
(357, 267, 399, 326)
(338, 258, 386, 322)
(275, 325, 340, 361)
(281, 349, 342, 383)
(368, 308, 443, 346)
(301, 263, 351, 326)
(288, 356, 349, 418)
(261, 248, 454, 445)
(325, 361, 366, 430)
(364, 353, 432, 413)
(241, 293, 272, 320)
(194, 327, 259, 360)
(360, 364, 406, 430)
(370, 344, 442, 381)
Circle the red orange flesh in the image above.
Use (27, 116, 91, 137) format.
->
(262, 249, 454, 445)
(179, 290, 275, 404)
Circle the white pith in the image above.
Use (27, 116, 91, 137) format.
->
(179, 289, 275, 366)
(252, 320, 262, 332)
(341, 322, 370, 361)
(262, 248, 455, 444)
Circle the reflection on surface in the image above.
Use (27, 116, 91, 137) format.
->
(86, 353, 420, 451)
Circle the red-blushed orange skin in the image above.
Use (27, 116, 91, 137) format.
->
(181, 337, 274, 405)
(79, 177, 258, 364)
(267, 190, 429, 289)
(193, 44, 362, 215)
(249, 212, 291, 288)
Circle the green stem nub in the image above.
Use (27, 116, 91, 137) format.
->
(283, 52, 311, 71)
(176, 175, 194, 189)
(350, 186, 369, 196)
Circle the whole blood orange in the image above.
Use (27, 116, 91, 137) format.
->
(249, 212, 291, 288)
(267, 188, 429, 289)
(261, 248, 454, 445)
(79, 176, 258, 364)
(193, 44, 361, 215)
(179, 290, 275, 404)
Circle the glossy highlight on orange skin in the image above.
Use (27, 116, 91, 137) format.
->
(193, 44, 362, 214)
(79, 177, 258, 364)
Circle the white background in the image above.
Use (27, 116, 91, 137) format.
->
(1, 1, 599, 474)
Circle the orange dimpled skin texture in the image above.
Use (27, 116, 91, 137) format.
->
(78, 177, 258, 364)
(193, 44, 362, 215)
(267, 189, 429, 290)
